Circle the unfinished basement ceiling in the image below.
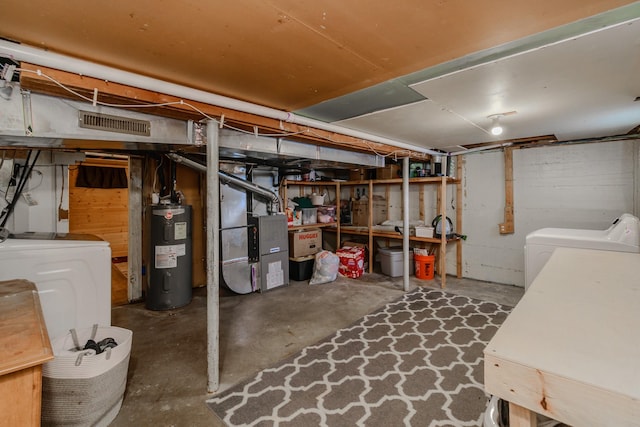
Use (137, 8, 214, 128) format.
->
(0, 1, 639, 154)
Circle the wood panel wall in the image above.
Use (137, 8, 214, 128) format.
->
(177, 164, 206, 288)
(68, 157, 129, 258)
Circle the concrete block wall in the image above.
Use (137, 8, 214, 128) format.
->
(460, 139, 638, 287)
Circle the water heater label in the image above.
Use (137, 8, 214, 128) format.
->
(155, 244, 186, 269)
(176, 243, 186, 256)
(155, 245, 178, 269)
(174, 222, 187, 240)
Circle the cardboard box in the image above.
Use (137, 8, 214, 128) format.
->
(341, 241, 369, 271)
(336, 246, 365, 278)
(351, 199, 387, 226)
(376, 164, 400, 179)
(349, 168, 365, 181)
(342, 240, 369, 258)
(288, 228, 322, 257)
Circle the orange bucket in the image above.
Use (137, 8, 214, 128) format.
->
(414, 254, 435, 280)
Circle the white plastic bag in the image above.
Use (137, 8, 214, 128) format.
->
(309, 250, 340, 285)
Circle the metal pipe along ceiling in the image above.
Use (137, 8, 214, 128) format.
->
(0, 40, 440, 156)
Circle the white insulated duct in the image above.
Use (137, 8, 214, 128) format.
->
(0, 40, 441, 156)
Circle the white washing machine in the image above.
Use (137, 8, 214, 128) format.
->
(0, 233, 112, 340)
(524, 213, 640, 291)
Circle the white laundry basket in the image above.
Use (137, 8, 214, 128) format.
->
(41, 326, 133, 427)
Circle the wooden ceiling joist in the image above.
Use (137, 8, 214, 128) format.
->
(18, 63, 411, 158)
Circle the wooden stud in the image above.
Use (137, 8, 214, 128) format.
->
(509, 402, 537, 427)
(385, 184, 391, 222)
(419, 183, 425, 222)
(499, 147, 515, 234)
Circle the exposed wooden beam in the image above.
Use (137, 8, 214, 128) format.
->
(499, 146, 515, 235)
(18, 63, 411, 158)
(461, 135, 558, 151)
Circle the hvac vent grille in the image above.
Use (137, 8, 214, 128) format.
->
(78, 111, 151, 136)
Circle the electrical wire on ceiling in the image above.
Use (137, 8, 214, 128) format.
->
(12, 65, 540, 161)
(3, 39, 452, 159)
(15, 67, 430, 160)
(428, 98, 495, 137)
(13, 66, 624, 162)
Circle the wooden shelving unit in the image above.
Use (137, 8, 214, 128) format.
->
(282, 168, 463, 288)
(281, 178, 342, 237)
(286, 223, 337, 232)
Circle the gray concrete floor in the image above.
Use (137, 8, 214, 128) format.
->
(109, 273, 523, 426)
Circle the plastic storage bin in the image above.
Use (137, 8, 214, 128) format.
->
(415, 226, 434, 238)
(302, 208, 318, 225)
(317, 206, 337, 223)
(379, 247, 414, 277)
(289, 255, 315, 281)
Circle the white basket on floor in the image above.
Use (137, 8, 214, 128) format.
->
(42, 326, 133, 427)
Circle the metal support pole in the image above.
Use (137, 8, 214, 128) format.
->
(128, 157, 143, 301)
(206, 120, 221, 392)
(634, 139, 640, 217)
(439, 176, 447, 288)
(402, 156, 410, 292)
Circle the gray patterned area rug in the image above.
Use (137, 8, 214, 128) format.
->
(207, 287, 511, 426)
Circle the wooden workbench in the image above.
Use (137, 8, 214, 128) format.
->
(0, 279, 54, 427)
(484, 247, 640, 426)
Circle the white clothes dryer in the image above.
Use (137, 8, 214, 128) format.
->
(524, 213, 640, 291)
(0, 233, 112, 339)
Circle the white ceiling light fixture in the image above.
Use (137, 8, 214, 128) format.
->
(489, 115, 503, 136)
(487, 111, 517, 137)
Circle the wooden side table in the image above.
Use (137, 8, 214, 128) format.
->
(0, 279, 54, 427)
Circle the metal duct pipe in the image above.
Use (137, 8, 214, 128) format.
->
(166, 153, 281, 213)
(166, 152, 206, 173)
(217, 170, 281, 214)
